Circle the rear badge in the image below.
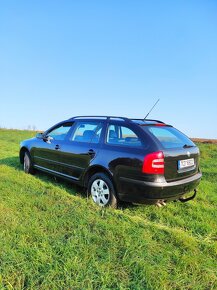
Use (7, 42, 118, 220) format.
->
(187, 151, 190, 157)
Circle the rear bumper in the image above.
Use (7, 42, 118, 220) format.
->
(118, 172, 202, 204)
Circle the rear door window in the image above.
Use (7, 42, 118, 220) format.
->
(107, 124, 142, 147)
(70, 122, 103, 143)
(146, 126, 195, 149)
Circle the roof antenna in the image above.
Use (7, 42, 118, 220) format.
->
(144, 98, 160, 120)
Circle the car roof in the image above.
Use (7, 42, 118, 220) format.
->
(68, 116, 166, 125)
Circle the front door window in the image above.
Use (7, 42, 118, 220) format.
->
(47, 122, 73, 141)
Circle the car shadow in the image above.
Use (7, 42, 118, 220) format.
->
(0, 156, 85, 197)
(0, 156, 141, 209)
(0, 156, 21, 169)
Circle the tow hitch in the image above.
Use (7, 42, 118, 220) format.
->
(179, 189, 197, 203)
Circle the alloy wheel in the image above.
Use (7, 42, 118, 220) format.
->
(91, 179, 110, 206)
(24, 153, 30, 173)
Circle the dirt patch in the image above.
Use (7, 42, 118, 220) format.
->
(191, 138, 217, 144)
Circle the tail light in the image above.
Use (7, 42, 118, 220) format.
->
(142, 151, 164, 174)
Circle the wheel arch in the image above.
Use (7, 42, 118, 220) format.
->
(83, 165, 116, 189)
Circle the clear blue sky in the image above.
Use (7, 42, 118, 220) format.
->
(0, 0, 217, 138)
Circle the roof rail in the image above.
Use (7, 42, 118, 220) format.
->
(69, 116, 131, 122)
(68, 116, 165, 124)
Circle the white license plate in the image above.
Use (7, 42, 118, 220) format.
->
(178, 158, 194, 169)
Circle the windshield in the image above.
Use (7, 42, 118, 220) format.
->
(145, 126, 195, 149)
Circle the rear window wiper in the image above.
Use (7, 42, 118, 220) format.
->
(183, 144, 194, 148)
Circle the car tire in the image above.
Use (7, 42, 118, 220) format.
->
(87, 173, 118, 208)
(23, 151, 34, 174)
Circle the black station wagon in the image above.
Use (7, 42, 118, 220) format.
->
(20, 116, 202, 207)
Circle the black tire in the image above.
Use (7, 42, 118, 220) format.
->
(87, 173, 118, 208)
(23, 151, 35, 174)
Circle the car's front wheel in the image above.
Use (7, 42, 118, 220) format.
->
(87, 173, 118, 208)
(23, 152, 34, 174)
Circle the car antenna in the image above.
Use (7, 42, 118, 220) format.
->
(144, 98, 160, 120)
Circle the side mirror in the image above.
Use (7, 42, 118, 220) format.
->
(45, 136, 53, 144)
(36, 132, 53, 143)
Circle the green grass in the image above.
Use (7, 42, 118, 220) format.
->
(0, 129, 216, 290)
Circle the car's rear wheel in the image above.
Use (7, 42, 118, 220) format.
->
(23, 152, 34, 174)
(87, 173, 118, 208)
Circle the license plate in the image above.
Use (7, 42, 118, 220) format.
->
(178, 158, 194, 169)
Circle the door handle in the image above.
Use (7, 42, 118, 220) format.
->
(88, 149, 95, 156)
(55, 144, 60, 150)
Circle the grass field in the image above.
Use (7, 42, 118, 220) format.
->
(0, 129, 216, 290)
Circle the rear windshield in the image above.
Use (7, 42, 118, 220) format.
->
(145, 126, 195, 149)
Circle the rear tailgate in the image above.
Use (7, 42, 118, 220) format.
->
(164, 147, 200, 182)
(143, 125, 200, 182)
